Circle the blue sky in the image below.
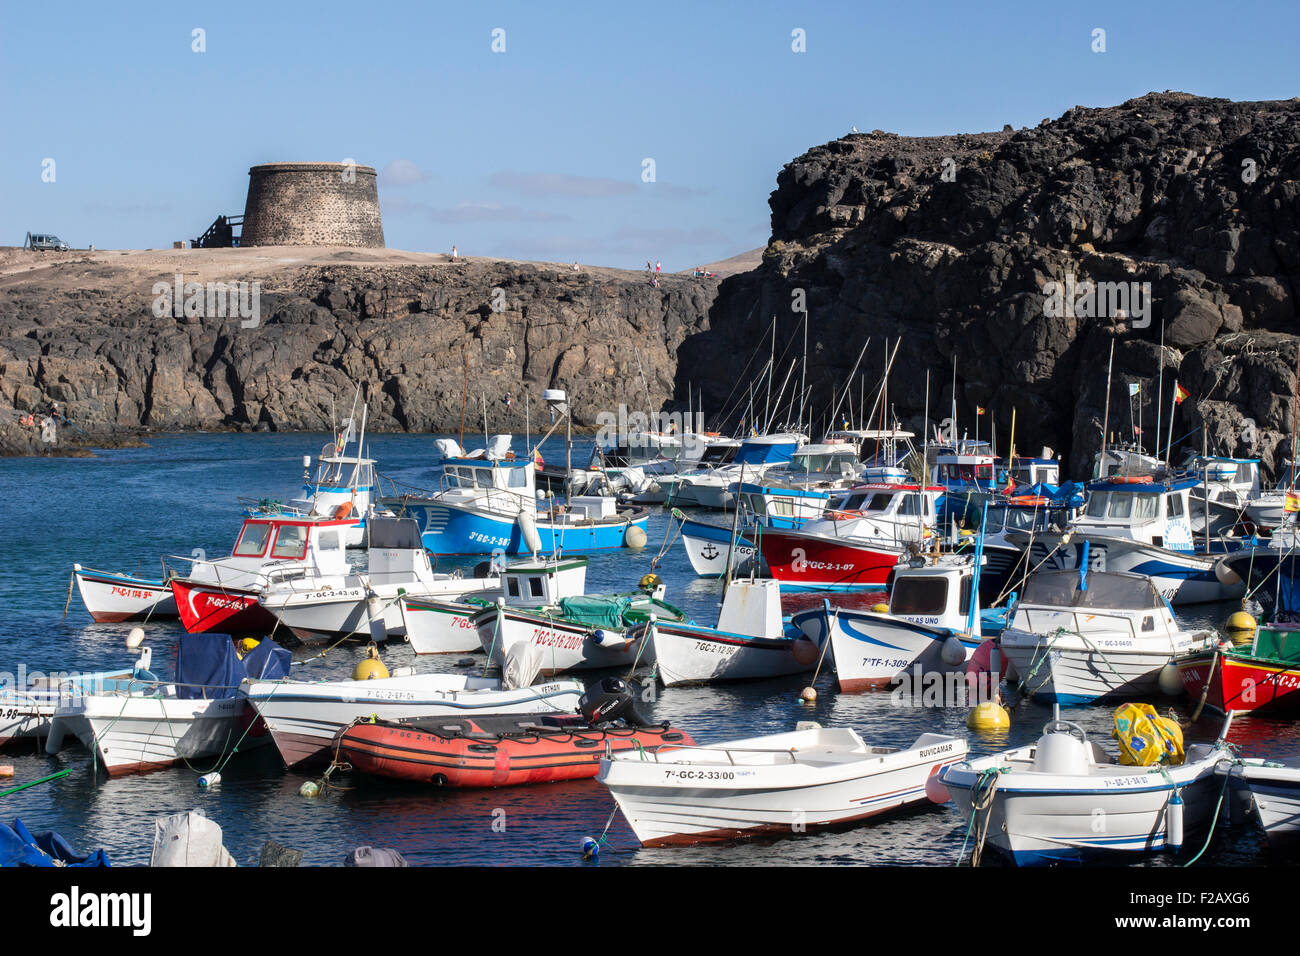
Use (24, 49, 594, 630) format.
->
(4, 0, 1298, 270)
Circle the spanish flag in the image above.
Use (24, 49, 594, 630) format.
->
(1286, 492, 1300, 514)
(1174, 383, 1190, 406)
(976, 406, 986, 416)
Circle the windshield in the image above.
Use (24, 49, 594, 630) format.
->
(233, 522, 272, 557)
(891, 576, 949, 616)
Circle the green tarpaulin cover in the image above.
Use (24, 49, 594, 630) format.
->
(558, 595, 631, 630)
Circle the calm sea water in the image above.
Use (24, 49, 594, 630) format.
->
(0, 432, 1292, 867)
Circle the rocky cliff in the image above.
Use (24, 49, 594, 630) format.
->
(0, 249, 717, 454)
(679, 92, 1300, 478)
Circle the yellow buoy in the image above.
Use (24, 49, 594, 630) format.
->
(1226, 610, 1257, 647)
(800, 686, 818, 703)
(871, 602, 890, 613)
(235, 637, 260, 658)
(638, 572, 662, 593)
(352, 643, 389, 681)
(967, 700, 1010, 732)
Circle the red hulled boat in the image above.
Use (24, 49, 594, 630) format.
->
(335, 713, 694, 788)
(1177, 624, 1300, 716)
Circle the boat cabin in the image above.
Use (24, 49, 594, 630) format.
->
(999, 457, 1060, 488)
(1075, 478, 1196, 551)
(1187, 456, 1260, 494)
(295, 446, 376, 518)
(888, 557, 980, 636)
(781, 444, 862, 480)
(828, 484, 941, 522)
(364, 516, 438, 586)
(930, 453, 998, 492)
(441, 457, 537, 499)
(200, 515, 354, 583)
(1006, 569, 1176, 638)
(732, 433, 802, 467)
(501, 557, 589, 609)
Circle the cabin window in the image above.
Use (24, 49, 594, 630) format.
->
(1166, 494, 1184, 518)
(507, 577, 521, 597)
(1108, 495, 1133, 519)
(1085, 493, 1108, 518)
(899, 495, 922, 516)
(233, 523, 272, 557)
(959, 575, 973, 617)
(975, 464, 993, 480)
(528, 577, 544, 598)
(865, 493, 895, 512)
(270, 524, 308, 559)
(891, 577, 949, 616)
(507, 467, 529, 489)
(842, 493, 867, 510)
(1129, 495, 1159, 520)
(316, 530, 340, 552)
(983, 510, 1006, 534)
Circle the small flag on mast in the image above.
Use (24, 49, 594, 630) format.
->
(1174, 383, 1190, 405)
(1128, 382, 1141, 397)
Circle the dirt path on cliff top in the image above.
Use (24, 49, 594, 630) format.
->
(0, 245, 758, 292)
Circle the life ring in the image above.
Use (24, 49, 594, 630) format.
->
(826, 509, 864, 520)
(1110, 475, 1153, 484)
(334, 501, 354, 519)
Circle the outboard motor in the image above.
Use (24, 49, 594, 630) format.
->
(579, 677, 651, 727)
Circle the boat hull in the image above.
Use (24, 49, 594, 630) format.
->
(401, 596, 487, 653)
(758, 529, 902, 591)
(1230, 761, 1300, 846)
(393, 500, 646, 555)
(1176, 649, 1300, 716)
(73, 566, 178, 623)
(244, 676, 585, 767)
(646, 621, 816, 686)
(338, 720, 694, 788)
(942, 748, 1226, 864)
(817, 608, 976, 691)
(599, 731, 966, 847)
(475, 607, 654, 674)
(171, 580, 276, 635)
(680, 516, 756, 578)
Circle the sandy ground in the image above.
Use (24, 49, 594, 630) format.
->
(0, 244, 760, 291)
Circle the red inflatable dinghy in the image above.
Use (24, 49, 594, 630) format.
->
(335, 713, 694, 788)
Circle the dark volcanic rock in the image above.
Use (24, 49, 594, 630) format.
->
(679, 92, 1300, 478)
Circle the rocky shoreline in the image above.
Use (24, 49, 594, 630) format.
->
(5, 92, 1300, 478)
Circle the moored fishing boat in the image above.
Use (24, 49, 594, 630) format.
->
(941, 709, 1232, 865)
(0, 649, 154, 749)
(243, 670, 584, 767)
(641, 579, 822, 686)
(72, 565, 179, 623)
(1000, 569, 1213, 704)
(792, 553, 983, 691)
(597, 723, 966, 847)
(1226, 757, 1300, 847)
(170, 514, 356, 634)
(46, 634, 291, 777)
(472, 573, 687, 675)
(402, 554, 586, 654)
(758, 484, 940, 590)
(1176, 619, 1300, 716)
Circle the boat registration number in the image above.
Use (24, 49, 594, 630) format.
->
(531, 627, 583, 651)
(694, 641, 736, 657)
(860, 657, 911, 670)
(661, 769, 738, 781)
(1, 707, 31, 720)
(469, 532, 511, 547)
(1103, 775, 1150, 788)
(110, 586, 156, 600)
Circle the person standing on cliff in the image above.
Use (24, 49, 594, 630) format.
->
(451, 244, 458, 262)
(655, 260, 662, 274)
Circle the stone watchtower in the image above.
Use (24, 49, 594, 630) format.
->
(240, 162, 385, 247)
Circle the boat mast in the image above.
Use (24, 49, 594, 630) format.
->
(1100, 339, 1115, 476)
(1156, 318, 1166, 467)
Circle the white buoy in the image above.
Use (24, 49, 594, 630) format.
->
(198, 772, 221, 788)
(624, 525, 647, 549)
(299, 780, 320, 798)
(126, 627, 145, 649)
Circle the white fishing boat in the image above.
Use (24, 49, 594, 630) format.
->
(1009, 477, 1243, 605)
(999, 569, 1214, 704)
(402, 554, 587, 654)
(0, 649, 153, 748)
(643, 579, 821, 686)
(941, 712, 1231, 865)
(1179, 455, 1258, 535)
(791, 553, 983, 691)
(1244, 460, 1300, 529)
(259, 516, 498, 644)
(671, 433, 804, 511)
(825, 427, 916, 485)
(45, 635, 292, 777)
(678, 512, 760, 578)
(243, 671, 585, 767)
(653, 440, 740, 506)
(472, 571, 687, 675)
(72, 564, 179, 623)
(597, 724, 966, 847)
(1226, 757, 1300, 847)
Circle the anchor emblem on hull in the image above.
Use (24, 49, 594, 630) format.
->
(701, 544, 720, 560)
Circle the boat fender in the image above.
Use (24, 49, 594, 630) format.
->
(334, 501, 354, 519)
(1157, 662, 1183, 696)
(198, 772, 221, 788)
(940, 635, 967, 667)
(1166, 791, 1184, 851)
(133, 668, 160, 683)
(367, 592, 387, 644)
(924, 769, 951, 804)
(624, 525, 647, 549)
(126, 626, 145, 649)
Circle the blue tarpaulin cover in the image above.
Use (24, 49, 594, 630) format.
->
(0, 818, 110, 867)
(175, 633, 243, 700)
(243, 638, 292, 681)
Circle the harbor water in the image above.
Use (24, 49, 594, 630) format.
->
(0, 433, 1291, 866)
